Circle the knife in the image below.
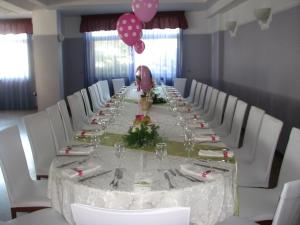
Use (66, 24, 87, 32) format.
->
(79, 170, 112, 182)
(193, 162, 229, 172)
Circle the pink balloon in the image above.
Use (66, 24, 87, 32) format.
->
(136, 65, 153, 92)
(134, 40, 145, 54)
(117, 13, 143, 46)
(132, 0, 159, 22)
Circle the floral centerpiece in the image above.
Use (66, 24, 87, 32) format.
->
(136, 65, 166, 108)
(136, 65, 155, 111)
(124, 114, 160, 148)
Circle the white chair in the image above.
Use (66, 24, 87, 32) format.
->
(81, 88, 94, 117)
(0, 208, 69, 225)
(208, 91, 227, 128)
(96, 82, 107, 105)
(174, 78, 187, 97)
(88, 85, 103, 111)
(100, 80, 111, 101)
(238, 127, 300, 221)
(67, 94, 88, 131)
(185, 79, 197, 103)
(201, 88, 219, 121)
(216, 179, 300, 225)
(222, 100, 248, 147)
(213, 95, 238, 137)
(192, 82, 202, 107)
(23, 111, 57, 179)
(194, 83, 207, 111)
(233, 106, 265, 163)
(112, 78, 125, 94)
(0, 126, 50, 218)
(199, 86, 213, 115)
(71, 204, 190, 225)
(46, 104, 68, 151)
(57, 100, 75, 143)
(238, 114, 283, 188)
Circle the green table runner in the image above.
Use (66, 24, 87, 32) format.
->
(76, 132, 235, 164)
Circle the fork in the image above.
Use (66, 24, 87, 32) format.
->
(164, 172, 175, 189)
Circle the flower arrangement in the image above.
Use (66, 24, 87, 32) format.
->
(124, 115, 160, 148)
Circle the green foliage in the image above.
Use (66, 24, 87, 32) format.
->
(152, 93, 167, 104)
(123, 122, 161, 148)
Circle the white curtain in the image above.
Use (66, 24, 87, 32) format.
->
(0, 34, 35, 109)
(134, 28, 182, 84)
(85, 28, 182, 87)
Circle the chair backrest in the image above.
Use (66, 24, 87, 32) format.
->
(192, 82, 202, 106)
(241, 106, 265, 161)
(112, 78, 125, 94)
(174, 78, 187, 96)
(186, 79, 197, 103)
(0, 126, 32, 205)
(88, 85, 102, 111)
(57, 100, 74, 142)
(71, 204, 190, 225)
(67, 94, 87, 131)
(278, 128, 300, 187)
(81, 89, 94, 117)
(226, 100, 248, 147)
(93, 83, 105, 106)
(96, 82, 107, 104)
(100, 80, 111, 101)
(198, 83, 207, 109)
(219, 95, 238, 135)
(203, 86, 213, 113)
(46, 104, 67, 151)
(74, 91, 88, 118)
(23, 111, 57, 176)
(272, 179, 300, 225)
(205, 88, 219, 119)
(253, 114, 283, 187)
(211, 91, 227, 126)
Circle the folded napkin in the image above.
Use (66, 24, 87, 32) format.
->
(133, 172, 152, 192)
(198, 149, 234, 158)
(180, 164, 215, 181)
(76, 130, 103, 138)
(190, 122, 209, 129)
(58, 145, 94, 156)
(194, 135, 220, 143)
(62, 163, 101, 179)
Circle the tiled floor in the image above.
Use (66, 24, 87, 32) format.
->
(0, 110, 36, 221)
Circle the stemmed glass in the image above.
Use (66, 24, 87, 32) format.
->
(99, 117, 109, 138)
(155, 142, 168, 171)
(184, 127, 194, 162)
(114, 142, 126, 168)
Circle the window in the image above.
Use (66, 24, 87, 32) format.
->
(85, 28, 181, 85)
(0, 33, 30, 80)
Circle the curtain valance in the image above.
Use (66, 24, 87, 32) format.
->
(80, 11, 188, 33)
(0, 19, 33, 35)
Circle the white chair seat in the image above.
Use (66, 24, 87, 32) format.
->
(216, 216, 258, 225)
(238, 162, 271, 187)
(239, 186, 280, 221)
(233, 146, 254, 163)
(4, 208, 69, 225)
(12, 180, 50, 208)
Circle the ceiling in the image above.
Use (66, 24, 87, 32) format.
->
(0, 0, 222, 18)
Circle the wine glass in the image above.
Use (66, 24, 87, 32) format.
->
(114, 142, 126, 168)
(184, 127, 194, 162)
(155, 142, 168, 171)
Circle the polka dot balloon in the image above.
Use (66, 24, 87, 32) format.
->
(134, 39, 145, 54)
(117, 13, 143, 46)
(132, 0, 159, 22)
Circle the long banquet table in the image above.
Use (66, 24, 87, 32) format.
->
(48, 86, 237, 225)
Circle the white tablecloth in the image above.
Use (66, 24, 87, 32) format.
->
(48, 86, 237, 225)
